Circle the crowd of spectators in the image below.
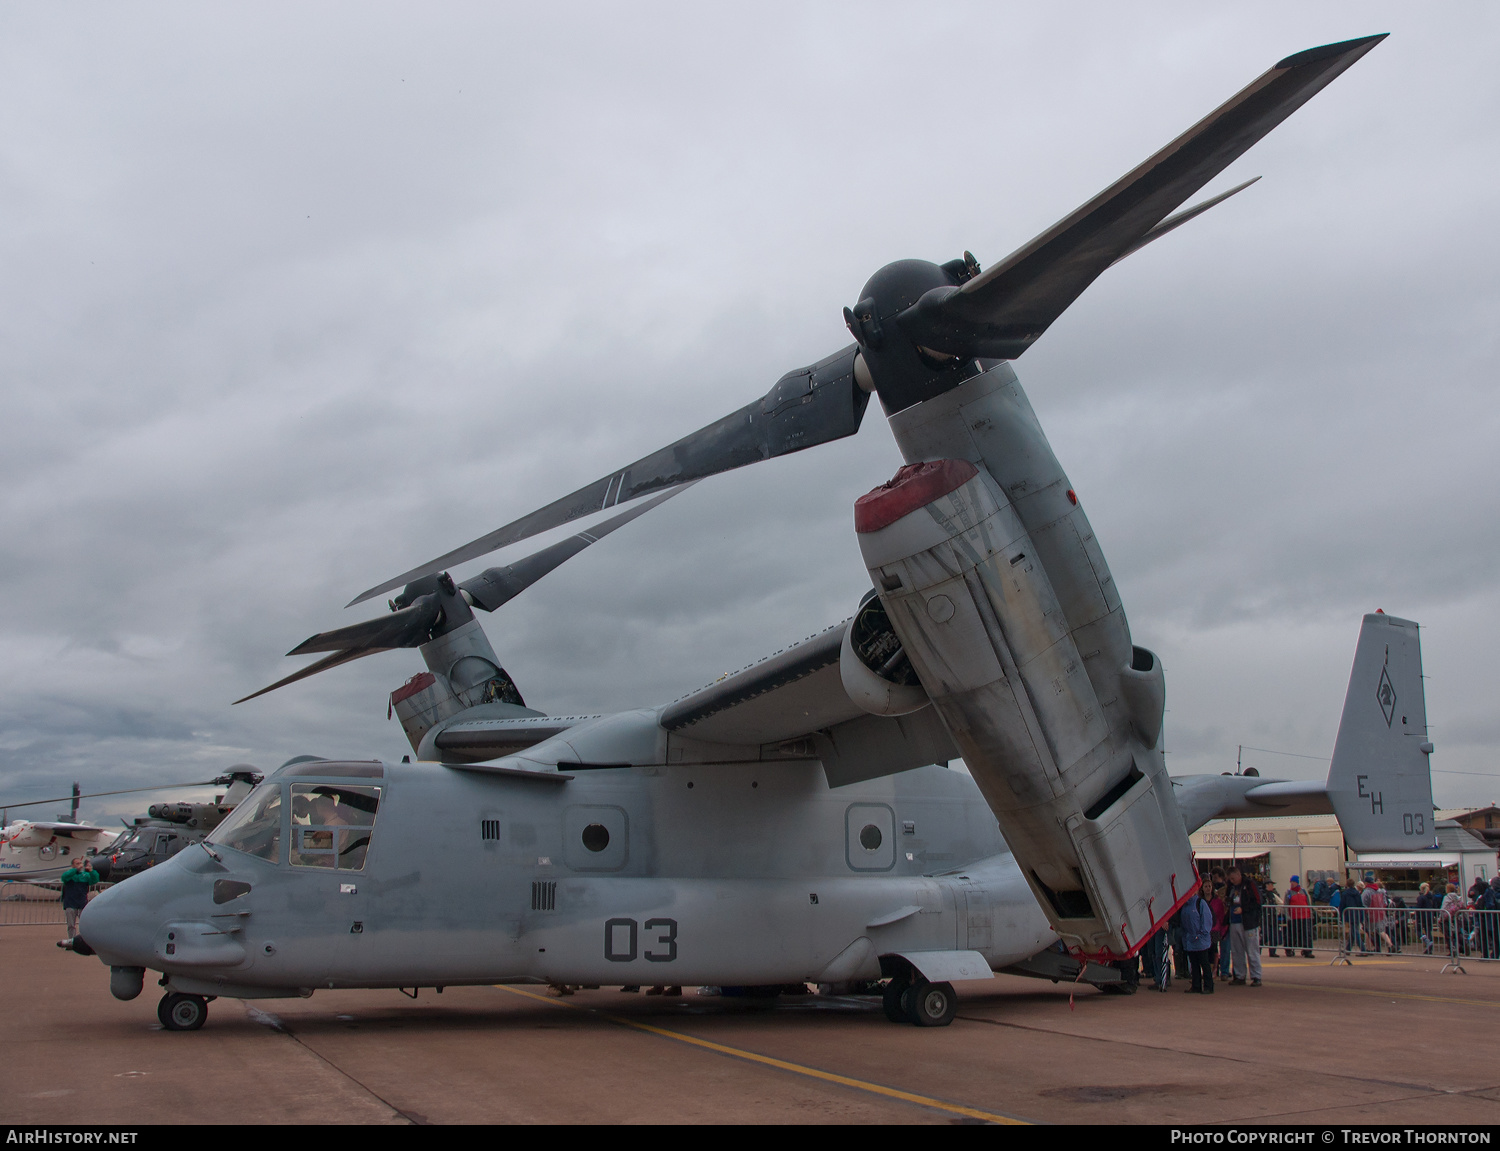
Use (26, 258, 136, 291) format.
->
(1145, 869, 1500, 995)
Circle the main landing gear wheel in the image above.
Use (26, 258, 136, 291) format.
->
(158, 992, 208, 1031)
(882, 980, 911, 1023)
(900, 980, 957, 1027)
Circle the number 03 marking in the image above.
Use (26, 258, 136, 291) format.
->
(603, 917, 678, 963)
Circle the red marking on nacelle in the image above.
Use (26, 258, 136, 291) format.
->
(389, 672, 438, 718)
(853, 459, 979, 534)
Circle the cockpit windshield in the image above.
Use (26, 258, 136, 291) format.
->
(289, 784, 380, 871)
(206, 783, 283, 863)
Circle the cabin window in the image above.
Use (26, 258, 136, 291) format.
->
(581, 824, 610, 853)
(289, 784, 381, 871)
(207, 784, 284, 863)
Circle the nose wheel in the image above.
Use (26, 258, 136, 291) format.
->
(158, 992, 209, 1031)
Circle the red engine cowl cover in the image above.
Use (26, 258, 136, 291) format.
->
(853, 458, 979, 534)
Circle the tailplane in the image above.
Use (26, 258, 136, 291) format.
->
(1326, 612, 1436, 851)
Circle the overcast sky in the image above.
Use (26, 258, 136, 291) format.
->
(1, 3, 1496, 825)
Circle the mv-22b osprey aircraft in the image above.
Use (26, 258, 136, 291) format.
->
(77, 35, 1437, 1032)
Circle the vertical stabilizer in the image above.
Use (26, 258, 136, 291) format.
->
(1327, 613, 1436, 851)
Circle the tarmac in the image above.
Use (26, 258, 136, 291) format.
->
(4, 923, 1499, 1126)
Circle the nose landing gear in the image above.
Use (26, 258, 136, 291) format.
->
(158, 992, 210, 1031)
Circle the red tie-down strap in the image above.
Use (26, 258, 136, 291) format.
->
(1068, 956, 1090, 1013)
(1074, 875, 1204, 965)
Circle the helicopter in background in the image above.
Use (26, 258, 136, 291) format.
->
(1, 769, 261, 884)
(101, 769, 263, 881)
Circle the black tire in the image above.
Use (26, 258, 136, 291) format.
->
(904, 981, 957, 1027)
(882, 980, 911, 1023)
(158, 992, 208, 1032)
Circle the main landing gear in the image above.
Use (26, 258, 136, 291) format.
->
(158, 992, 210, 1031)
(882, 976, 957, 1026)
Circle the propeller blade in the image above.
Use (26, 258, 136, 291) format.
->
(232, 646, 391, 705)
(461, 483, 695, 611)
(1108, 176, 1260, 266)
(348, 346, 869, 606)
(246, 485, 694, 701)
(900, 35, 1386, 359)
(286, 595, 442, 656)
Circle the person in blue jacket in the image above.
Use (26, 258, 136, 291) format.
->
(1179, 884, 1216, 994)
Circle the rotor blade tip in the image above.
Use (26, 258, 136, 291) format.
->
(1275, 33, 1387, 71)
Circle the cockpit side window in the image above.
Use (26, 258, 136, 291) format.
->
(290, 784, 380, 871)
(206, 784, 283, 863)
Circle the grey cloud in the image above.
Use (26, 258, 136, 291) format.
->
(2, 4, 1498, 821)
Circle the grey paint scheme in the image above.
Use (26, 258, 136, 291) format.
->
(80, 609, 1429, 999)
(418, 621, 960, 785)
(82, 38, 1405, 1006)
(83, 762, 1056, 995)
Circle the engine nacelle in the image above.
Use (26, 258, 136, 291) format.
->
(856, 364, 1197, 961)
(4, 823, 52, 848)
(839, 591, 930, 717)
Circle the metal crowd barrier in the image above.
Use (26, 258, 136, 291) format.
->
(0, 880, 113, 926)
(1258, 904, 1500, 967)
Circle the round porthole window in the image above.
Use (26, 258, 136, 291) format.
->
(859, 824, 882, 852)
(582, 823, 610, 853)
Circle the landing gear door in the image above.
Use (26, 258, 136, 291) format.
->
(961, 881, 993, 952)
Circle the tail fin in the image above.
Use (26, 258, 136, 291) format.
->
(1326, 613, 1436, 851)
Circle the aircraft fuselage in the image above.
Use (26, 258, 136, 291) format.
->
(82, 761, 1057, 996)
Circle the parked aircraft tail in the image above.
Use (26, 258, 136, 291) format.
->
(1172, 612, 1437, 851)
(1326, 612, 1437, 851)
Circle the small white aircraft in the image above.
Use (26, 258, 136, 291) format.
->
(0, 820, 121, 884)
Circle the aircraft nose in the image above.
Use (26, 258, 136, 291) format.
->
(79, 867, 178, 968)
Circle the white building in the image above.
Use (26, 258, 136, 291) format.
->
(1189, 814, 1496, 898)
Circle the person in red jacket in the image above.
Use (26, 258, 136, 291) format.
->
(1284, 874, 1314, 958)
